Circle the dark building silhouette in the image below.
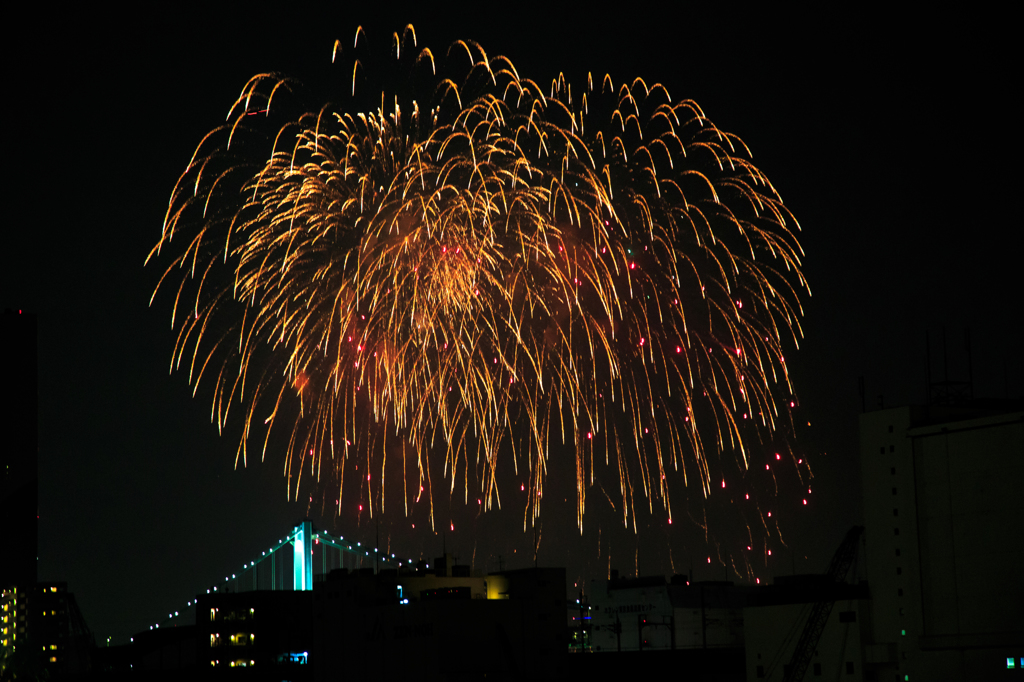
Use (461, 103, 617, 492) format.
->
(95, 563, 567, 681)
(1, 309, 38, 594)
(30, 582, 94, 678)
(1, 309, 39, 664)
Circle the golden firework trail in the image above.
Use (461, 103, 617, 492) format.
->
(149, 25, 808, 543)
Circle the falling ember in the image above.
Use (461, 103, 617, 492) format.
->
(147, 24, 809, 567)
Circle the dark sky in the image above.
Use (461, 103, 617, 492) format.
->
(4, 5, 1019, 641)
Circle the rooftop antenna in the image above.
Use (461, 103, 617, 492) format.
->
(926, 331, 932, 403)
(966, 327, 974, 399)
(943, 326, 949, 387)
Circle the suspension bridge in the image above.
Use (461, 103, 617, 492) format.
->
(146, 520, 421, 633)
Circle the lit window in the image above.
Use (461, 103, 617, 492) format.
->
(901, 629, 906, 636)
(1010, 658, 1017, 669)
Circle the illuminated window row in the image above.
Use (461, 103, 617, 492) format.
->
(210, 633, 255, 647)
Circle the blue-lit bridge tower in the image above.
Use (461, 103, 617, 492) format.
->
(228, 520, 413, 593)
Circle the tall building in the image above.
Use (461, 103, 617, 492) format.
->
(1, 309, 38, 658)
(1, 309, 38, 591)
(859, 403, 1024, 680)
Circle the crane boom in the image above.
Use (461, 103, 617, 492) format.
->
(782, 525, 863, 682)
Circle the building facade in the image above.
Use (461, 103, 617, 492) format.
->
(860, 404, 1024, 680)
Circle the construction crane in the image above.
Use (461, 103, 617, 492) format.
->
(782, 525, 864, 682)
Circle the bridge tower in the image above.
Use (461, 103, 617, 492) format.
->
(292, 520, 313, 591)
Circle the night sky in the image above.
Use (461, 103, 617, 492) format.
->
(4, 6, 1019, 642)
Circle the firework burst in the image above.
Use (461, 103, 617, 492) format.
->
(149, 25, 809, 568)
